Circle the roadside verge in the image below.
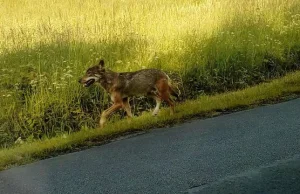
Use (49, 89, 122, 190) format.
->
(1, 71, 300, 171)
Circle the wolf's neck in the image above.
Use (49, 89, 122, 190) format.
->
(100, 69, 118, 93)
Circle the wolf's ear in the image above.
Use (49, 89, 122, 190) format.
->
(99, 59, 105, 68)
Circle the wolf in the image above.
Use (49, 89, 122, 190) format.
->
(79, 59, 180, 128)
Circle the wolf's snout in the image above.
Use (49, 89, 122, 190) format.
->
(78, 78, 82, 83)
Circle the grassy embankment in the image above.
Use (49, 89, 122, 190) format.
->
(1, 71, 300, 170)
(0, 0, 300, 169)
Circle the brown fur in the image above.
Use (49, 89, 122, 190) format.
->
(79, 59, 179, 128)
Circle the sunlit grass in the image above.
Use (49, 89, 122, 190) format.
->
(0, 0, 300, 147)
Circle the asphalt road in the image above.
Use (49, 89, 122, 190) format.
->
(1, 99, 300, 194)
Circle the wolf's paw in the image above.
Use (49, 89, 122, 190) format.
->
(152, 112, 158, 116)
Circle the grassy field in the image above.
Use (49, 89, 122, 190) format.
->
(0, 0, 300, 147)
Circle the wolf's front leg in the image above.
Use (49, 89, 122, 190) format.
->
(99, 116, 106, 128)
(99, 103, 122, 128)
(122, 97, 133, 118)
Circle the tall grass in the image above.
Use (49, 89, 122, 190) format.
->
(0, 0, 300, 147)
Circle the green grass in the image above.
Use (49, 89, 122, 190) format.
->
(1, 71, 300, 171)
(0, 0, 300, 148)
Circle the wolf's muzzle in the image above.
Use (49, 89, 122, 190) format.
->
(84, 79, 95, 87)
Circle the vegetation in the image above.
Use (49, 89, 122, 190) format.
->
(0, 0, 300, 148)
(1, 71, 300, 171)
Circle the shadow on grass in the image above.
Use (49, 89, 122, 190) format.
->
(0, 37, 149, 147)
(146, 14, 300, 99)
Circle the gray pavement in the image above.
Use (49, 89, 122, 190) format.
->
(1, 99, 300, 194)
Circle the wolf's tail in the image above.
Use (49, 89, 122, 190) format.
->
(167, 76, 181, 98)
(170, 84, 180, 98)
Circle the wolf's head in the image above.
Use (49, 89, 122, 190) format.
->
(78, 59, 105, 87)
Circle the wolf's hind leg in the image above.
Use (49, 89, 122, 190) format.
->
(156, 78, 175, 115)
(164, 97, 174, 115)
(122, 97, 133, 118)
(152, 97, 161, 116)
